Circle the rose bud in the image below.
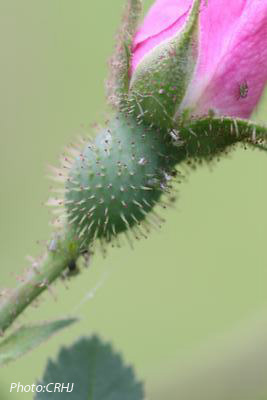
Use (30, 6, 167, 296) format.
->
(129, 0, 267, 128)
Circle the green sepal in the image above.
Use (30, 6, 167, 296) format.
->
(128, 0, 201, 129)
(107, 0, 142, 108)
(175, 116, 267, 162)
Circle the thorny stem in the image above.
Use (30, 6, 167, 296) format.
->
(0, 116, 266, 335)
(0, 232, 80, 334)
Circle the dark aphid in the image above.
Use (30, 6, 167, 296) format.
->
(67, 259, 79, 276)
(238, 80, 249, 99)
(68, 259, 77, 271)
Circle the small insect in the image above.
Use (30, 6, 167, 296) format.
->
(67, 259, 79, 276)
(238, 80, 249, 100)
(81, 249, 91, 266)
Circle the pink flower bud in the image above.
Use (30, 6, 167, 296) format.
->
(132, 0, 267, 119)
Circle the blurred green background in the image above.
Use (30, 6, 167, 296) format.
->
(1, 1, 267, 399)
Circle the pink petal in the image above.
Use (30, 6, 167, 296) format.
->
(132, 0, 247, 75)
(196, 0, 247, 86)
(188, 0, 267, 118)
(132, 0, 267, 118)
(132, 0, 192, 72)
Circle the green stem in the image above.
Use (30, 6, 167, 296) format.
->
(0, 233, 80, 334)
(1, 116, 265, 335)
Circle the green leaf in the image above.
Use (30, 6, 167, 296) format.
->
(35, 335, 144, 400)
(128, 0, 201, 129)
(0, 318, 77, 366)
(107, 0, 142, 108)
(176, 116, 267, 162)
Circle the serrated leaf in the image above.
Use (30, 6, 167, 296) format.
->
(35, 335, 144, 400)
(0, 318, 77, 366)
(177, 116, 267, 161)
(129, 0, 200, 129)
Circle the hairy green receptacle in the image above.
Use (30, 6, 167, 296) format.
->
(64, 115, 178, 249)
